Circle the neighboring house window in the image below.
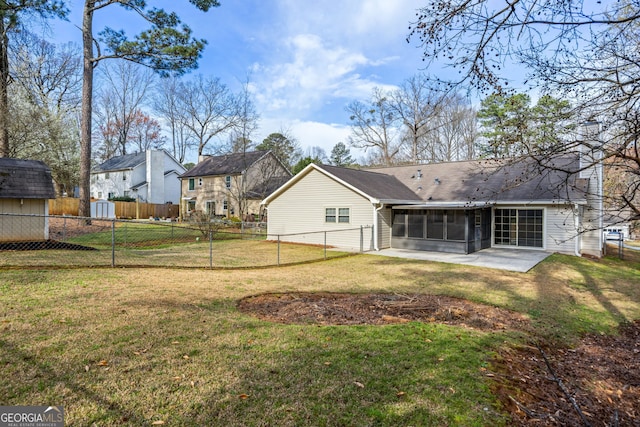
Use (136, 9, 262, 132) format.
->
(223, 200, 228, 211)
(188, 178, 195, 190)
(97, 192, 103, 199)
(494, 208, 543, 248)
(124, 191, 129, 197)
(108, 192, 115, 199)
(105, 172, 110, 179)
(198, 178, 203, 186)
(225, 175, 231, 189)
(206, 201, 215, 215)
(123, 173, 127, 181)
(187, 200, 196, 212)
(325, 208, 336, 223)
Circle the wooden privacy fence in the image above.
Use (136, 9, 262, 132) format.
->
(48, 198, 180, 219)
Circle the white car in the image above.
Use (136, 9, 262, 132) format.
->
(605, 231, 622, 241)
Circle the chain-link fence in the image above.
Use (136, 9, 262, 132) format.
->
(0, 213, 371, 269)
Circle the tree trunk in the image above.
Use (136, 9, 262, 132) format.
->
(79, 1, 94, 218)
(0, 17, 9, 157)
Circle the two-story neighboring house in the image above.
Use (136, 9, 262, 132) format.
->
(180, 150, 291, 221)
(91, 149, 186, 204)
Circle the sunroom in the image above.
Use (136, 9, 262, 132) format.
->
(390, 205, 545, 254)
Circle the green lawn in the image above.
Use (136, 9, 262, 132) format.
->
(1, 249, 638, 426)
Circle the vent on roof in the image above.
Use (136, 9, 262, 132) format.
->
(416, 169, 422, 179)
(434, 177, 441, 185)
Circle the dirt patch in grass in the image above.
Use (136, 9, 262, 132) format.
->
(238, 292, 531, 331)
(239, 292, 640, 426)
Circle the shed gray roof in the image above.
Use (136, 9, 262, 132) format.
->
(181, 151, 272, 178)
(94, 151, 146, 172)
(0, 158, 56, 199)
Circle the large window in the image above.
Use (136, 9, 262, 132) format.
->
(494, 208, 543, 248)
(225, 175, 231, 189)
(188, 178, 195, 191)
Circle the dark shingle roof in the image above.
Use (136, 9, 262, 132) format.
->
(94, 152, 146, 172)
(370, 155, 587, 204)
(0, 158, 56, 199)
(181, 151, 271, 178)
(245, 175, 294, 200)
(316, 164, 422, 201)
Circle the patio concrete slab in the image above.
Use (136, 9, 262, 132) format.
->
(370, 247, 551, 272)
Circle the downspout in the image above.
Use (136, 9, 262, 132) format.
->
(373, 203, 384, 251)
(574, 203, 581, 257)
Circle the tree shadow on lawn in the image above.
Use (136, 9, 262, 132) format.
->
(179, 323, 507, 426)
(0, 338, 149, 426)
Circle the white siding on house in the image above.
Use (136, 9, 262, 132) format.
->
(545, 205, 579, 255)
(377, 208, 392, 249)
(266, 169, 374, 250)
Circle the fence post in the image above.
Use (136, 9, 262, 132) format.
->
(209, 230, 213, 268)
(277, 235, 280, 266)
(360, 225, 363, 253)
(111, 218, 116, 267)
(324, 231, 327, 260)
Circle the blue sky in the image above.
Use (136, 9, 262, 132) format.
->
(49, 1, 434, 161)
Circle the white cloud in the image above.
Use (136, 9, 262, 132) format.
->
(255, 118, 366, 161)
(250, 1, 422, 122)
(253, 34, 386, 120)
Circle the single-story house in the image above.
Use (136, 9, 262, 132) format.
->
(91, 149, 186, 204)
(261, 152, 603, 257)
(0, 158, 56, 242)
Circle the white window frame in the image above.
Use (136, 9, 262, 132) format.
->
(325, 207, 350, 224)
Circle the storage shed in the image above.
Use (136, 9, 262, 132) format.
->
(0, 158, 56, 242)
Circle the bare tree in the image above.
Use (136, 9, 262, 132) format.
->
(153, 76, 192, 163)
(390, 74, 443, 163)
(8, 31, 81, 195)
(128, 110, 165, 152)
(0, 0, 67, 157)
(94, 61, 155, 158)
(346, 87, 402, 166)
(429, 93, 477, 162)
(226, 75, 259, 154)
(408, 0, 640, 221)
(177, 75, 240, 156)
